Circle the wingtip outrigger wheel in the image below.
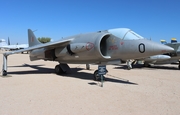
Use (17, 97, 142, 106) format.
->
(2, 70, 7, 76)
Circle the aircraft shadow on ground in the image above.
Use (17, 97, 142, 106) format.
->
(7, 64, 137, 85)
(147, 66, 178, 70)
(65, 68, 137, 85)
(114, 64, 179, 70)
(8, 64, 54, 74)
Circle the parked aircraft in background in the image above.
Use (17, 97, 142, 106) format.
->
(133, 38, 180, 69)
(0, 38, 28, 51)
(2, 28, 174, 80)
(0, 39, 8, 46)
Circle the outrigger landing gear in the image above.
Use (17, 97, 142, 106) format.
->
(2, 54, 7, 76)
(2, 70, 7, 76)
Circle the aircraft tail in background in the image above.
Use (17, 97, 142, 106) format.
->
(161, 39, 167, 44)
(0, 39, 8, 46)
(171, 38, 177, 43)
(8, 37, 10, 45)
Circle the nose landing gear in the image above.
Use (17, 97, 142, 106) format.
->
(93, 65, 107, 87)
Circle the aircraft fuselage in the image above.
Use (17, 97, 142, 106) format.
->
(30, 28, 173, 65)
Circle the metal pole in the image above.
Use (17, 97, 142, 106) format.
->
(101, 75, 103, 87)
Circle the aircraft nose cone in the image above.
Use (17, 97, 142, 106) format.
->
(153, 43, 174, 54)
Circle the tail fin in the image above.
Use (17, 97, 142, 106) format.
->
(171, 38, 177, 43)
(28, 29, 41, 47)
(161, 39, 167, 44)
(8, 37, 10, 45)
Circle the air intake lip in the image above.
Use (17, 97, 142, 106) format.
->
(97, 33, 112, 59)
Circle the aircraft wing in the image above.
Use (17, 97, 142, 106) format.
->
(4, 39, 73, 56)
(0, 45, 19, 50)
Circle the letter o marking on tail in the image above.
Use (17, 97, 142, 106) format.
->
(139, 43, 145, 53)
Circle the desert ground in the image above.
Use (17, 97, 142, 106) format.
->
(0, 51, 180, 115)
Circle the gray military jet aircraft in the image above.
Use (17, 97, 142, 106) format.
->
(1, 28, 174, 80)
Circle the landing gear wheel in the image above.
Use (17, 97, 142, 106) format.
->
(93, 70, 100, 81)
(178, 65, 180, 70)
(93, 70, 106, 81)
(2, 70, 7, 76)
(55, 65, 63, 75)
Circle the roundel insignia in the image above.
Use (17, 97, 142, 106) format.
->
(31, 37, 34, 42)
(86, 42, 94, 51)
(120, 42, 124, 45)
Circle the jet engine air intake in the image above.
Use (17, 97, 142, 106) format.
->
(98, 34, 111, 59)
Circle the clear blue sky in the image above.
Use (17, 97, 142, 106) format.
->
(0, 0, 180, 44)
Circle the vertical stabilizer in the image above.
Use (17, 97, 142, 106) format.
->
(171, 38, 177, 43)
(161, 39, 167, 44)
(8, 37, 10, 45)
(28, 29, 41, 47)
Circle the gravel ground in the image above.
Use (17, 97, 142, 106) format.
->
(0, 53, 180, 115)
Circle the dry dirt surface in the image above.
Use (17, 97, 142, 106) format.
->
(0, 52, 180, 115)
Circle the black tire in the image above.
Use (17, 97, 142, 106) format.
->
(178, 65, 180, 70)
(55, 65, 63, 75)
(93, 70, 100, 81)
(2, 70, 7, 76)
(93, 70, 106, 81)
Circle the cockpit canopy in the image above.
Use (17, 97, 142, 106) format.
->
(108, 28, 144, 40)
